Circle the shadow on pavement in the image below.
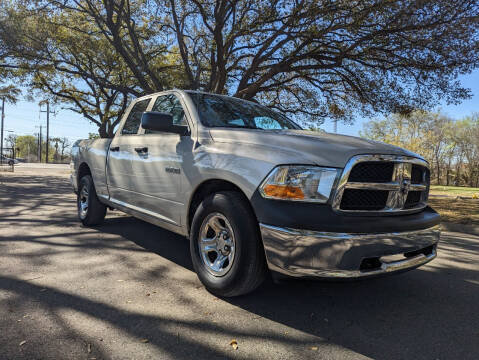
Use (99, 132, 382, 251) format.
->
(99, 215, 479, 359)
(1, 172, 478, 359)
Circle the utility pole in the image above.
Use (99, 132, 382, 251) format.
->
(36, 125, 42, 162)
(333, 119, 338, 134)
(40, 101, 50, 163)
(1, 97, 4, 163)
(39, 125, 42, 162)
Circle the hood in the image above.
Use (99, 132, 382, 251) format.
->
(208, 128, 423, 168)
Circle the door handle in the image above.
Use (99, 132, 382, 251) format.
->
(134, 147, 148, 153)
(110, 146, 120, 152)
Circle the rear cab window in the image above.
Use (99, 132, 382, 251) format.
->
(143, 94, 187, 134)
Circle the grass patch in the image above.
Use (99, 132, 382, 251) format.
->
(428, 197, 479, 225)
(430, 185, 479, 198)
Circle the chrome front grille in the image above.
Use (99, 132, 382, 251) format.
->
(332, 155, 430, 214)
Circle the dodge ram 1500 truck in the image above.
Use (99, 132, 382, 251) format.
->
(71, 90, 441, 296)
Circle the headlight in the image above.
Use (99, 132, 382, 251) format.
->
(259, 165, 340, 203)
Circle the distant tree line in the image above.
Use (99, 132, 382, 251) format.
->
(0, 0, 478, 136)
(5, 134, 71, 163)
(361, 111, 479, 187)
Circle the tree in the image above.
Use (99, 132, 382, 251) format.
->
(455, 115, 479, 187)
(50, 137, 61, 161)
(1, 0, 479, 134)
(422, 113, 452, 184)
(5, 133, 17, 148)
(66, 0, 479, 125)
(88, 133, 100, 140)
(0, 85, 20, 160)
(0, 85, 21, 104)
(15, 135, 38, 161)
(0, 3, 134, 138)
(60, 137, 71, 161)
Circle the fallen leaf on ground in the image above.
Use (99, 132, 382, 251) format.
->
(140, 339, 149, 343)
(230, 340, 238, 350)
(40, 289, 47, 292)
(87, 343, 92, 353)
(310, 346, 318, 351)
(19, 341, 27, 346)
(117, 279, 124, 282)
(146, 293, 150, 296)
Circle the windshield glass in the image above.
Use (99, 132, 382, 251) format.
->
(188, 92, 302, 130)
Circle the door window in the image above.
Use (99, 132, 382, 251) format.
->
(121, 98, 150, 135)
(146, 94, 186, 134)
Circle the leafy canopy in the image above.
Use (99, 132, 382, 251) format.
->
(0, 0, 478, 136)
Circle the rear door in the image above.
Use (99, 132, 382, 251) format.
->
(107, 97, 152, 203)
(129, 93, 192, 226)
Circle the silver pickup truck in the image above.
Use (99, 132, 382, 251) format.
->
(71, 90, 441, 296)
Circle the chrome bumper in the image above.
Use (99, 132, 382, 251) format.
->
(260, 224, 440, 278)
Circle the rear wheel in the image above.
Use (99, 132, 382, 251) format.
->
(77, 175, 106, 226)
(190, 191, 267, 297)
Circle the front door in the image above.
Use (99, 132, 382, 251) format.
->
(130, 93, 191, 226)
(107, 97, 152, 204)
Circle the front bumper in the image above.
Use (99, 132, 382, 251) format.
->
(260, 224, 440, 278)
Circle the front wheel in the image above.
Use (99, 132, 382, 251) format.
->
(190, 191, 267, 297)
(77, 175, 106, 226)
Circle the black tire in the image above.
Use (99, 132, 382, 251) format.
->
(190, 191, 267, 297)
(77, 175, 106, 226)
(8, 160, 14, 166)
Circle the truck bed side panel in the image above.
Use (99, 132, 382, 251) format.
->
(76, 138, 112, 198)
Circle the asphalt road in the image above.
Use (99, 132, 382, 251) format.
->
(1, 166, 478, 359)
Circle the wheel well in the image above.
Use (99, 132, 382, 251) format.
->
(78, 162, 92, 183)
(187, 179, 257, 234)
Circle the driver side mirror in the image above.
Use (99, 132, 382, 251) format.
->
(141, 112, 189, 135)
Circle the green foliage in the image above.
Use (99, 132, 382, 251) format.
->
(0, 85, 21, 104)
(88, 133, 100, 140)
(1, 0, 479, 135)
(14, 135, 38, 160)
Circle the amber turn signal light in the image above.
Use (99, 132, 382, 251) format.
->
(262, 184, 305, 200)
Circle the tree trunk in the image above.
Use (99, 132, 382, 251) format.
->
(436, 160, 441, 185)
(99, 122, 108, 138)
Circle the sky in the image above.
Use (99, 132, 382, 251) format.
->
(2, 68, 479, 143)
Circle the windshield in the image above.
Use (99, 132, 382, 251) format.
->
(188, 92, 302, 130)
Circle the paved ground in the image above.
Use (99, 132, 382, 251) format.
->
(1, 166, 478, 360)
